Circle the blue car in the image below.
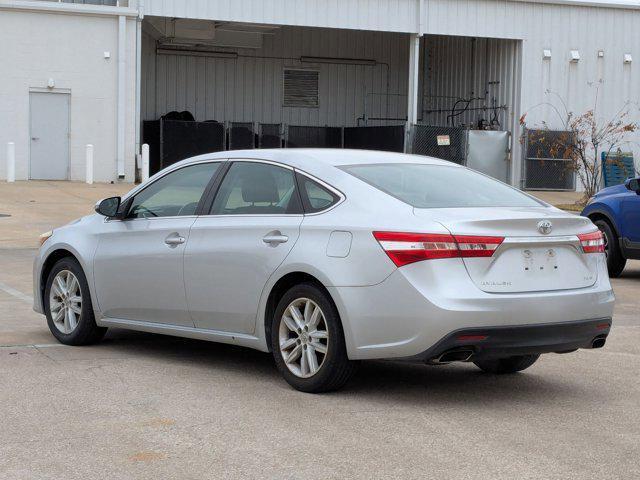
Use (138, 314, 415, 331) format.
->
(582, 176, 640, 277)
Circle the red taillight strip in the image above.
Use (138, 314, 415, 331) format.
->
(455, 235, 504, 257)
(373, 231, 504, 267)
(577, 230, 605, 254)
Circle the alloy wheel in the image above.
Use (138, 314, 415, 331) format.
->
(278, 298, 329, 378)
(49, 270, 82, 334)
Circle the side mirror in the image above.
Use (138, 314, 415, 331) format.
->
(95, 196, 121, 217)
(625, 177, 640, 194)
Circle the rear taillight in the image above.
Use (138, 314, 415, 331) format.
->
(578, 230, 605, 254)
(373, 231, 504, 267)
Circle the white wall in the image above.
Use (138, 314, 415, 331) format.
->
(0, 9, 137, 182)
(142, 25, 409, 127)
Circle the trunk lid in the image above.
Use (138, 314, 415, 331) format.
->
(413, 207, 600, 293)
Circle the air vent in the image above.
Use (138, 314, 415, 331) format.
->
(283, 69, 319, 107)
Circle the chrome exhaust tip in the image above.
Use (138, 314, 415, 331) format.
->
(591, 336, 607, 349)
(431, 349, 474, 364)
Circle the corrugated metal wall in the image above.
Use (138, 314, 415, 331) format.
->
(422, 35, 519, 130)
(423, 0, 640, 186)
(142, 25, 409, 126)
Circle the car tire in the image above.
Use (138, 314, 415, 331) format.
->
(473, 354, 539, 374)
(271, 283, 357, 393)
(44, 257, 107, 346)
(594, 219, 626, 278)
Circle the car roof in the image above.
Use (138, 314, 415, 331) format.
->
(182, 148, 456, 170)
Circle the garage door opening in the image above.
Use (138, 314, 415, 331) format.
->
(414, 35, 521, 183)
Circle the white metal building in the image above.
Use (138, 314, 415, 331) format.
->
(1, 0, 639, 188)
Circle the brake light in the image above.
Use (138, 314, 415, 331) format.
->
(578, 231, 605, 254)
(373, 231, 504, 267)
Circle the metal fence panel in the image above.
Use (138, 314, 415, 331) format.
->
(523, 129, 576, 191)
(412, 125, 468, 164)
(259, 124, 282, 148)
(228, 122, 255, 150)
(286, 126, 343, 148)
(160, 120, 225, 172)
(343, 126, 405, 152)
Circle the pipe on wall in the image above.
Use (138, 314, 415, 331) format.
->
(117, 15, 126, 179)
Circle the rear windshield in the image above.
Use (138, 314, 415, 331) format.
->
(340, 163, 543, 208)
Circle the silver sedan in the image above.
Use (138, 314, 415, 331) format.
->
(33, 149, 615, 392)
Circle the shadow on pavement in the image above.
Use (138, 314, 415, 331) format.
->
(94, 328, 593, 405)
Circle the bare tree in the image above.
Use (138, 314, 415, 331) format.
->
(520, 86, 637, 201)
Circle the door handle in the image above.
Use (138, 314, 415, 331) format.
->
(165, 234, 186, 246)
(31, 137, 39, 141)
(263, 234, 289, 245)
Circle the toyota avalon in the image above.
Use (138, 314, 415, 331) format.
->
(33, 149, 615, 392)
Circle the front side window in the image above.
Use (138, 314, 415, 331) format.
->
(128, 162, 220, 218)
(210, 162, 302, 215)
(341, 163, 544, 209)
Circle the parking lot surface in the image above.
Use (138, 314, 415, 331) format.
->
(1, 182, 639, 479)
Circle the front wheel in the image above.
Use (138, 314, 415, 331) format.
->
(473, 355, 539, 374)
(44, 257, 107, 345)
(271, 283, 357, 393)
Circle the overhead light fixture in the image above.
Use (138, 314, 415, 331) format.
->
(156, 44, 238, 59)
(542, 49, 552, 60)
(570, 50, 580, 63)
(300, 56, 376, 66)
(624, 53, 633, 64)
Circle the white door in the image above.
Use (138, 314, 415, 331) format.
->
(30, 92, 70, 180)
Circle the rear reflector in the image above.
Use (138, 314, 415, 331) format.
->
(373, 231, 504, 267)
(577, 230, 605, 254)
(456, 334, 488, 342)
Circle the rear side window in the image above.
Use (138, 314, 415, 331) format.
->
(298, 175, 341, 213)
(210, 162, 302, 215)
(340, 163, 543, 208)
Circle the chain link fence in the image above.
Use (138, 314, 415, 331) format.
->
(228, 122, 256, 150)
(258, 124, 283, 148)
(285, 126, 343, 148)
(412, 125, 468, 165)
(522, 129, 576, 191)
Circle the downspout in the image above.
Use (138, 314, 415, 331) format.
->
(117, 15, 126, 179)
(135, 0, 144, 181)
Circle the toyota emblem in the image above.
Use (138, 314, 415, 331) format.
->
(537, 220, 553, 235)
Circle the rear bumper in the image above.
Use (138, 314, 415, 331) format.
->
(329, 256, 615, 360)
(404, 318, 612, 363)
